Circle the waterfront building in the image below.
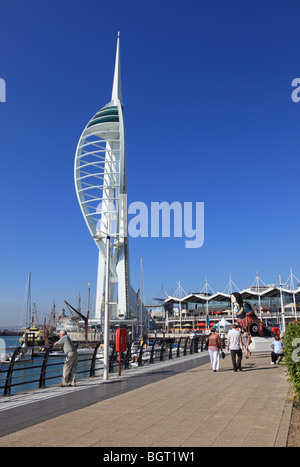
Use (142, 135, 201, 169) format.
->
(160, 283, 300, 334)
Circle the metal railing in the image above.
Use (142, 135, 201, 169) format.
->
(0, 335, 219, 396)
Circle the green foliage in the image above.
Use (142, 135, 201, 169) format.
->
(283, 321, 300, 396)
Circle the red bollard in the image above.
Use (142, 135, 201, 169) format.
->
(116, 329, 128, 376)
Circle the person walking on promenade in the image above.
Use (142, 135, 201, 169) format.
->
(206, 327, 222, 372)
(227, 323, 243, 372)
(54, 331, 78, 387)
(241, 328, 251, 359)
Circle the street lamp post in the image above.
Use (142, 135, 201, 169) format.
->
(103, 235, 111, 381)
(279, 275, 286, 334)
(93, 231, 121, 381)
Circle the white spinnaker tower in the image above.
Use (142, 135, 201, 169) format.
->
(74, 33, 130, 321)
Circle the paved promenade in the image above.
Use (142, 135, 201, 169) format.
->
(0, 351, 292, 447)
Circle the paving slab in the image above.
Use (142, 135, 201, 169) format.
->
(0, 351, 292, 447)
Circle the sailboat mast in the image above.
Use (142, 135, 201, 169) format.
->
(26, 272, 32, 328)
(140, 257, 143, 338)
(87, 283, 91, 315)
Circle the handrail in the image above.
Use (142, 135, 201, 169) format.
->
(183, 336, 189, 356)
(90, 342, 101, 377)
(168, 340, 173, 359)
(0, 335, 208, 396)
(124, 341, 132, 369)
(150, 339, 156, 364)
(4, 347, 21, 396)
(109, 344, 116, 372)
(39, 346, 52, 389)
(159, 339, 165, 361)
(177, 338, 182, 358)
(138, 341, 146, 366)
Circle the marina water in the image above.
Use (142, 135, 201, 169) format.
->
(0, 335, 20, 351)
(0, 335, 102, 395)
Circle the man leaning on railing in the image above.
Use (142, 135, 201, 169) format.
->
(54, 331, 78, 387)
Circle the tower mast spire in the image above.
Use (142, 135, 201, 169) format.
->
(111, 32, 122, 105)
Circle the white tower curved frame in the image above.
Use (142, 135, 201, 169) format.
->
(74, 33, 129, 320)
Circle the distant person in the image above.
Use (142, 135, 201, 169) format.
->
(54, 331, 78, 387)
(270, 335, 284, 365)
(227, 323, 243, 371)
(206, 328, 222, 372)
(241, 328, 251, 359)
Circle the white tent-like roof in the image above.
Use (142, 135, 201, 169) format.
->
(208, 292, 231, 302)
(164, 285, 299, 307)
(164, 296, 184, 306)
(215, 318, 232, 330)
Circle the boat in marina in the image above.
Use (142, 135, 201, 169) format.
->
(55, 307, 82, 334)
(19, 326, 45, 346)
(16, 273, 46, 351)
(0, 351, 11, 367)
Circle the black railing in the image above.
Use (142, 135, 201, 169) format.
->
(0, 343, 104, 396)
(0, 335, 217, 396)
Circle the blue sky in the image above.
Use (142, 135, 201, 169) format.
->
(0, 0, 300, 326)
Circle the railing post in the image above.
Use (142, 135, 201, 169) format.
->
(190, 337, 195, 354)
(138, 341, 145, 367)
(4, 347, 21, 396)
(160, 339, 165, 361)
(150, 339, 156, 364)
(196, 335, 201, 352)
(183, 337, 189, 356)
(168, 340, 173, 359)
(109, 344, 117, 372)
(177, 338, 182, 358)
(39, 346, 52, 388)
(90, 342, 101, 377)
(124, 341, 132, 369)
(200, 335, 205, 352)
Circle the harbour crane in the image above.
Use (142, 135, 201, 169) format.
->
(64, 300, 89, 343)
